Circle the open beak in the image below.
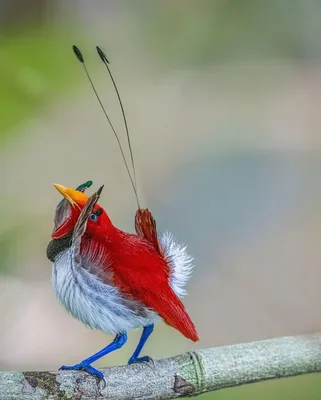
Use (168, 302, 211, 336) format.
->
(53, 183, 89, 208)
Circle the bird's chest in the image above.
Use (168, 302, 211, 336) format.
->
(52, 250, 94, 326)
(51, 249, 156, 334)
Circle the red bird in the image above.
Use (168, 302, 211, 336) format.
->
(47, 182, 199, 380)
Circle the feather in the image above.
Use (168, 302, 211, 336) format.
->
(71, 188, 101, 264)
(159, 231, 194, 298)
(107, 232, 199, 342)
(134, 208, 161, 254)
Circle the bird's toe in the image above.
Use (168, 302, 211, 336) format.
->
(128, 356, 153, 365)
(82, 365, 105, 381)
(59, 363, 104, 381)
(59, 363, 83, 371)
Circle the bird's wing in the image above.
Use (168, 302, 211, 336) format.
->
(112, 246, 199, 342)
(134, 208, 162, 255)
(71, 191, 99, 262)
(71, 186, 104, 265)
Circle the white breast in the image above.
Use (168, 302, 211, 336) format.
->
(52, 232, 193, 335)
(52, 249, 158, 335)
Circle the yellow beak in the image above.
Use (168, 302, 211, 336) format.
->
(53, 183, 89, 208)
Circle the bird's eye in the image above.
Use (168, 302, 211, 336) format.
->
(89, 213, 98, 222)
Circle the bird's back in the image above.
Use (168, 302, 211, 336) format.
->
(106, 229, 198, 341)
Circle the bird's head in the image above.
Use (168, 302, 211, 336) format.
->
(51, 182, 112, 240)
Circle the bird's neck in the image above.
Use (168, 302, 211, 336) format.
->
(47, 232, 73, 262)
(47, 218, 134, 265)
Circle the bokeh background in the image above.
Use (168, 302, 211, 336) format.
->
(1, 1, 321, 398)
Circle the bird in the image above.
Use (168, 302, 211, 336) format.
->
(46, 182, 198, 380)
(46, 45, 199, 381)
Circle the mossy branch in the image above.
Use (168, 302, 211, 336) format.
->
(1, 333, 321, 399)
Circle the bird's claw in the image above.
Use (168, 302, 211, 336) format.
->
(128, 356, 154, 366)
(59, 363, 105, 381)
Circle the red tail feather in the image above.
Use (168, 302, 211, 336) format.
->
(147, 287, 199, 342)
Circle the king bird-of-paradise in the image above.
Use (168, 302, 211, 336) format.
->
(46, 46, 199, 381)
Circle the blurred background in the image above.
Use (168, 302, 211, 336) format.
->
(1, 1, 321, 398)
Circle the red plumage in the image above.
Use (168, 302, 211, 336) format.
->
(51, 196, 199, 342)
(105, 231, 199, 342)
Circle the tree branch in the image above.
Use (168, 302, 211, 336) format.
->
(1, 333, 321, 399)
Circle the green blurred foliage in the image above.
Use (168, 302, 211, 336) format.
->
(0, 22, 85, 273)
(189, 373, 321, 400)
(0, 224, 25, 274)
(0, 23, 82, 143)
(134, 0, 321, 68)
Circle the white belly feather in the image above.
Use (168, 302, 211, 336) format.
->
(52, 231, 193, 335)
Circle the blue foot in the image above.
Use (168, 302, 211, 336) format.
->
(59, 332, 127, 382)
(59, 363, 104, 380)
(128, 355, 153, 365)
(127, 324, 154, 366)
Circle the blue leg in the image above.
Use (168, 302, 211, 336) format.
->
(60, 332, 127, 380)
(128, 324, 154, 365)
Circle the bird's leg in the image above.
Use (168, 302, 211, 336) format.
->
(60, 332, 127, 380)
(128, 324, 154, 365)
